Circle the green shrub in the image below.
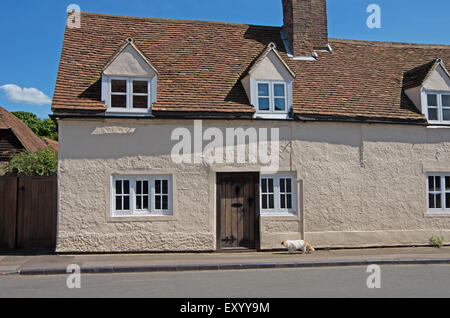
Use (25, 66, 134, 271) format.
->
(429, 236, 445, 248)
(3, 147, 57, 176)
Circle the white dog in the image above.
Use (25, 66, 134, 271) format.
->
(281, 240, 315, 254)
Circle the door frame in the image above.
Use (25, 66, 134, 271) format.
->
(216, 172, 261, 252)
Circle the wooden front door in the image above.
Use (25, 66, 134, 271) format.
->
(217, 173, 259, 250)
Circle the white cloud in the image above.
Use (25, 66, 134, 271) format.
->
(0, 84, 51, 105)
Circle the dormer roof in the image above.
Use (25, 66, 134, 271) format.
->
(403, 59, 450, 90)
(103, 39, 158, 78)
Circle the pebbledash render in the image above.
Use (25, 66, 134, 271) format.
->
(52, 0, 450, 253)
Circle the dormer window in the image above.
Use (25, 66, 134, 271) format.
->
(257, 81, 287, 113)
(426, 92, 450, 123)
(241, 43, 295, 120)
(404, 59, 450, 125)
(102, 39, 157, 115)
(109, 78, 151, 112)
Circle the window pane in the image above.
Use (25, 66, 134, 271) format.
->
(116, 180, 122, 195)
(447, 193, 450, 209)
(116, 196, 122, 211)
(111, 95, 127, 108)
(258, 83, 269, 97)
(136, 197, 142, 210)
(268, 179, 274, 193)
(436, 177, 441, 191)
(111, 80, 127, 93)
(428, 108, 438, 121)
(287, 194, 292, 209)
(262, 194, 268, 209)
(443, 109, 450, 121)
(143, 181, 149, 194)
(427, 94, 438, 106)
(429, 176, 435, 191)
(436, 194, 442, 209)
(133, 81, 148, 94)
(442, 95, 450, 107)
(155, 180, 161, 194)
(286, 179, 292, 193)
(274, 98, 286, 111)
(268, 194, 274, 209)
(446, 177, 450, 191)
(162, 196, 169, 210)
(429, 194, 435, 209)
(280, 179, 285, 193)
(274, 84, 285, 97)
(143, 196, 149, 210)
(136, 181, 142, 194)
(262, 179, 267, 193)
(133, 95, 148, 109)
(281, 194, 286, 209)
(163, 180, 168, 194)
(123, 196, 130, 210)
(258, 98, 270, 111)
(155, 196, 161, 210)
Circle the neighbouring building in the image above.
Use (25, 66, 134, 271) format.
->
(52, 0, 450, 252)
(0, 106, 47, 173)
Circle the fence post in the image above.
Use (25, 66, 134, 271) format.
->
(0, 171, 18, 249)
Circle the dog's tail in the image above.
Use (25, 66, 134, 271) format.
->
(305, 241, 315, 252)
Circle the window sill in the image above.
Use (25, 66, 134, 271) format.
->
(254, 113, 291, 120)
(425, 212, 450, 218)
(108, 214, 175, 223)
(261, 212, 298, 219)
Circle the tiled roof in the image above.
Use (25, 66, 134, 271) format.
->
(0, 107, 47, 152)
(42, 137, 59, 152)
(52, 12, 450, 122)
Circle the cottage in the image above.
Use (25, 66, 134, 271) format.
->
(52, 0, 450, 252)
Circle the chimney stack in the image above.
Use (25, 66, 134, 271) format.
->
(282, 0, 329, 57)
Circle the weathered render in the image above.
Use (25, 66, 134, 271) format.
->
(57, 119, 450, 252)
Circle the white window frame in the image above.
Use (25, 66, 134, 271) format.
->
(260, 174, 297, 216)
(424, 91, 450, 125)
(107, 77, 152, 114)
(111, 175, 173, 217)
(256, 80, 288, 115)
(427, 173, 450, 214)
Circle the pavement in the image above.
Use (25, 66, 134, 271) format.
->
(0, 246, 449, 276)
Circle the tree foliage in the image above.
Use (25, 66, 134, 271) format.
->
(12, 111, 58, 141)
(3, 147, 57, 176)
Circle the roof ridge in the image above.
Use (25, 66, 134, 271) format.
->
(330, 38, 450, 49)
(80, 11, 283, 30)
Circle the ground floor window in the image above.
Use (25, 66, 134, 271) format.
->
(427, 174, 450, 213)
(112, 175, 173, 217)
(260, 174, 297, 215)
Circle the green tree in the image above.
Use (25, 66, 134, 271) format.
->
(12, 111, 58, 141)
(3, 147, 57, 176)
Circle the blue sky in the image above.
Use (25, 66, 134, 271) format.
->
(0, 0, 449, 119)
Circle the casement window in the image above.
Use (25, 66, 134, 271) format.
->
(427, 174, 450, 213)
(108, 78, 152, 113)
(260, 174, 297, 215)
(256, 81, 288, 114)
(426, 92, 450, 123)
(112, 175, 173, 217)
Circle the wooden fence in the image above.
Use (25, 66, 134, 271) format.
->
(0, 173, 57, 250)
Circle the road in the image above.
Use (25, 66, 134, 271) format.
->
(0, 265, 449, 298)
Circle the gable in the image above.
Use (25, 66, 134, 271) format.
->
(423, 64, 450, 91)
(103, 42, 157, 78)
(249, 50, 294, 81)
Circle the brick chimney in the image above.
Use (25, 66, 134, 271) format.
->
(282, 0, 329, 57)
